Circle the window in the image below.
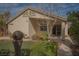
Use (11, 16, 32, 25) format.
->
(40, 21, 47, 31)
(52, 24, 61, 36)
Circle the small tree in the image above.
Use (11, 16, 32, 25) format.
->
(0, 15, 6, 36)
(0, 11, 10, 36)
(30, 41, 57, 56)
(67, 11, 79, 45)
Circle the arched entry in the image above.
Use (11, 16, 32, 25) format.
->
(52, 24, 61, 36)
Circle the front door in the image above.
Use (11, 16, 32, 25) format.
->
(52, 24, 61, 36)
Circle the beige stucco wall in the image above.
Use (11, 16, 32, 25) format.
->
(8, 14, 30, 40)
(29, 20, 38, 40)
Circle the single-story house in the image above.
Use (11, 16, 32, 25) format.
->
(6, 8, 70, 41)
(5, 8, 74, 55)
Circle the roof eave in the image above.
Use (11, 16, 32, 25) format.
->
(7, 8, 67, 24)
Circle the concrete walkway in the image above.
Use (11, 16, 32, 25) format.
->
(0, 36, 32, 41)
(0, 36, 11, 40)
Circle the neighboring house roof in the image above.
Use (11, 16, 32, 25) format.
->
(7, 8, 67, 24)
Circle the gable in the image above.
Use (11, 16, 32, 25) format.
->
(23, 9, 53, 20)
(7, 8, 67, 24)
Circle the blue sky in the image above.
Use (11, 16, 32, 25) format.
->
(0, 3, 79, 17)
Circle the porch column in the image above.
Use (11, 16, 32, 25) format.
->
(65, 22, 68, 36)
(49, 22, 53, 37)
(49, 18, 57, 38)
(47, 20, 53, 39)
(47, 20, 50, 38)
(61, 22, 65, 40)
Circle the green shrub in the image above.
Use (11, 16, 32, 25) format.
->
(21, 49, 31, 56)
(67, 11, 79, 45)
(0, 49, 10, 56)
(38, 32, 48, 41)
(41, 32, 48, 40)
(30, 41, 57, 56)
(0, 49, 31, 56)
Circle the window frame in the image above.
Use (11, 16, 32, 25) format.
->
(39, 21, 47, 32)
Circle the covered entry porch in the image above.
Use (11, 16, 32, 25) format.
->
(29, 17, 66, 41)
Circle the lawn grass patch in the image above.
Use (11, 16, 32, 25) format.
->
(0, 40, 57, 56)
